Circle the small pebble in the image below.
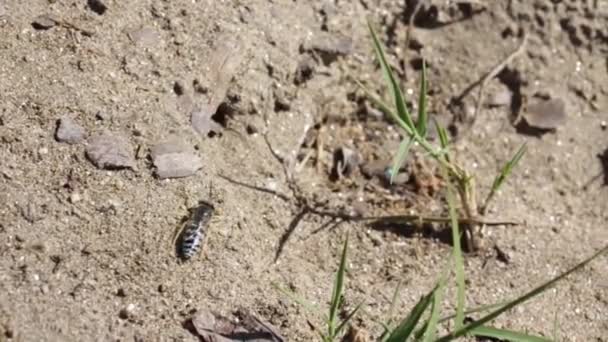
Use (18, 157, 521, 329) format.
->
(69, 193, 81, 203)
(116, 288, 127, 297)
(95, 110, 111, 121)
(119, 304, 136, 320)
(332, 146, 359, 179)
(151, 139, 203, 179)
(20, 202, 42, 223)
(273, 87, 291, 111)
(86, 132, 136, 170)
(173, 81, 185, 96)
(303, 32, 353, 65)
(56, 117, 86, 144)
(294, 55, 315, 84)
(32, 15, 56, 30)
(191, 310, 217, 334)
(523, 98, 566, 130)
(246, 124, 258, 135)
(118, 308, 129, 320)
(128, 27, 160, 46)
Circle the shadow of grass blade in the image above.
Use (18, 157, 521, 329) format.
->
(335, 302, 364, 337)
(273, 283, 323, 317)
(416, 60, 428, 138)
(385, 286, 436, 342)
(470, 325, 552, 342)
(328, 236, 349, 338)
(437, 301, 507, 324)
(367, 21, 415, 132)
(436, 244, 608, 341)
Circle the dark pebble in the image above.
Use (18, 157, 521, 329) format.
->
(173, 81, 185, 96)
(118, 308, 129, 320)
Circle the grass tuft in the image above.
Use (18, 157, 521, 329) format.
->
(276, 19, 608, 342)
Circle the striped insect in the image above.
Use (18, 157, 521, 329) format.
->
(175, 200, 215, 260)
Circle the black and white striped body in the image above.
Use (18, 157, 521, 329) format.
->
(177, 201, 214, 260)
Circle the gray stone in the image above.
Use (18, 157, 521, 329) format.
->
(303, 32, 353, 65)
(524, 98, 566, 130)
(55, 117, 86, 144)
(32, 15, 56, 30)
(151, 139, 202, 179)
(128, 27, 159, 46)
(86, 132, 136, 170)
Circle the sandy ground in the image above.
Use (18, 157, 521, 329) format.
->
(0, 0, 607, 341)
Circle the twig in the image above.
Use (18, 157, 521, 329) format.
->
(472, 34, 528, 125)
(453, 33, 528, 139)
(359, 214, 519, 227)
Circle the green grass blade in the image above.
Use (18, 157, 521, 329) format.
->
(355, 80, 401, 125)
(379, 281, 404, 342)
(433, 118, 450, 150)
(335, 302, 364, 337)
(552, 292, 560, 342)
(385, 286, 436, 342)
(420, 270, 447, 342)
(328, 236, 349, 337)
(482, 143, 527, 213)
(386, 280, 404, 328)
(436, 244, 608, 341)
(445, 179, 466, 330)
(416, 59, 428, 138)
(389, 137, 414, 184)
(367, 21, 415, 132)
(496, 143, 527, 190)
(470, 325, 552, 342)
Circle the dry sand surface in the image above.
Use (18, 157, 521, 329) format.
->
(1, 0, 607, 341)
